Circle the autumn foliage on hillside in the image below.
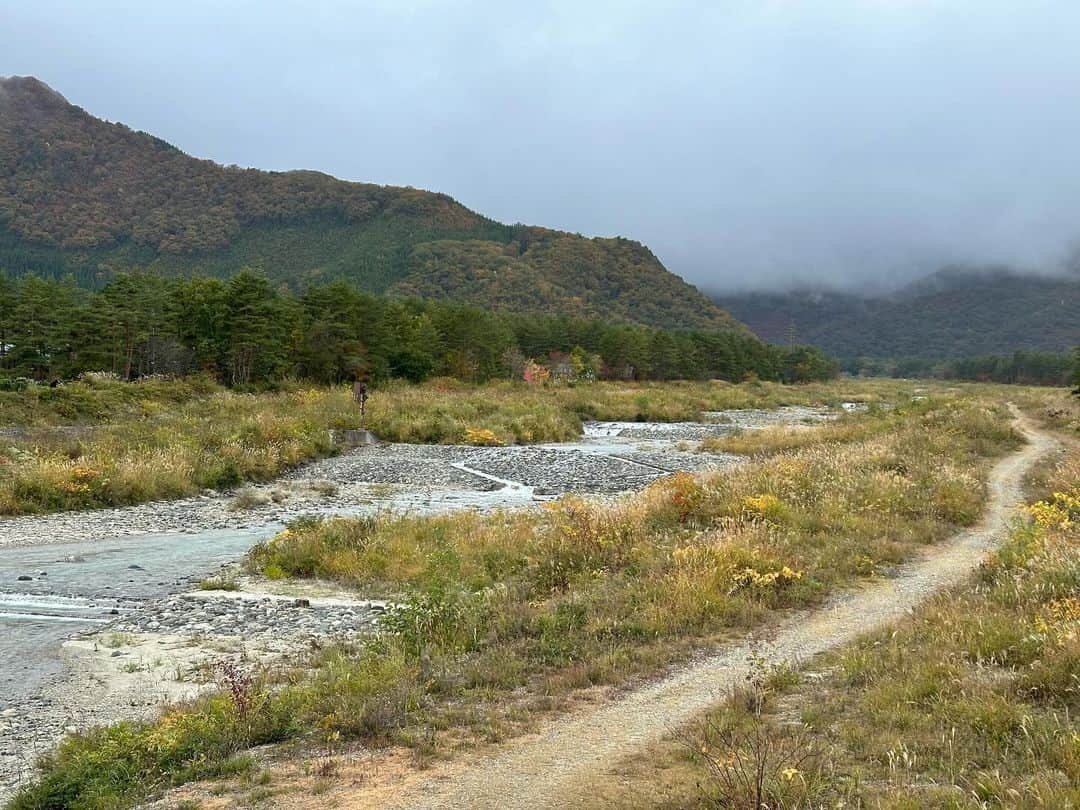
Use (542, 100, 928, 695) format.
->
(0, 76, 739, 332)
(395, 231, 741, 331)
(0, 76, 480, 253)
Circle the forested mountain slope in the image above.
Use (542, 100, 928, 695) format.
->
(0, 76, 740, 332)
(715, 267, 1080, 360)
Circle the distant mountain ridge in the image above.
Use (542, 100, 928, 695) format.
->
(0, 76, 742, 332)
(714, 266, 1080, 360)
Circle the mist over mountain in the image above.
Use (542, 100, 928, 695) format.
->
(715, 266, 1080, 361)
(6, 2, 1080, 293)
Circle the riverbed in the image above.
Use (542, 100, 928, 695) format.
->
(0, 406, 833, 796)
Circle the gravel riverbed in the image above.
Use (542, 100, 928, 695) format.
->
(0, 406, 838, 798)
(112, 589, 389, 640)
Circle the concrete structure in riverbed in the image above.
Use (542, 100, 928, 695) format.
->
(332, 429, 378, 448)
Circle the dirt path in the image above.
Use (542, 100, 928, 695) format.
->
(365, 409, 1057, 810)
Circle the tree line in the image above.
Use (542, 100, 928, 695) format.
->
(0, 270, 838, 388)
(852, 350, 1078, 388)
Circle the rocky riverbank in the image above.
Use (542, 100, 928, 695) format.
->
(0, 406, 840, 800)
(111, 587, 389, 640)
(0, 576, 391, 797)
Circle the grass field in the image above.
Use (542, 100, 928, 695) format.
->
(9, 383, 1046, 810)
(0, 375, 222, 425)
(0, 380, 362, 514)
(362, 376, 913, 445)
(0, 376, 917, 515)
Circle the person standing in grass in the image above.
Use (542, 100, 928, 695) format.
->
(353, 377, 369, 423)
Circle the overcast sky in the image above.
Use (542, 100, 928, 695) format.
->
(4, 1, 1080, 292)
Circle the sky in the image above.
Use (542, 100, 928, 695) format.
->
(3, 0, 1080, 292)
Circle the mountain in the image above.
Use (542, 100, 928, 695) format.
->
(0, 76, 741, 333)
(714, 266, 1080, 360)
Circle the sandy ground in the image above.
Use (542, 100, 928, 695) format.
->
(2, 631, 234, 790)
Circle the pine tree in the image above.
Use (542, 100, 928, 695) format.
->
(0, 272, 14, 372)
(222, 271, 291, 386)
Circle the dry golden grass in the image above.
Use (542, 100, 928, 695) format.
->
(0, 385, 360, 514)
(591, 410, 1079, 810)
(699, 410, 890, 456)
(363, 377, 921, 445)
(0, 375, 930, 514)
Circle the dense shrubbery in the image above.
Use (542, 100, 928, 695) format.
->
(0, 269, 837, 388)
(1073, 346, 1080, 395)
